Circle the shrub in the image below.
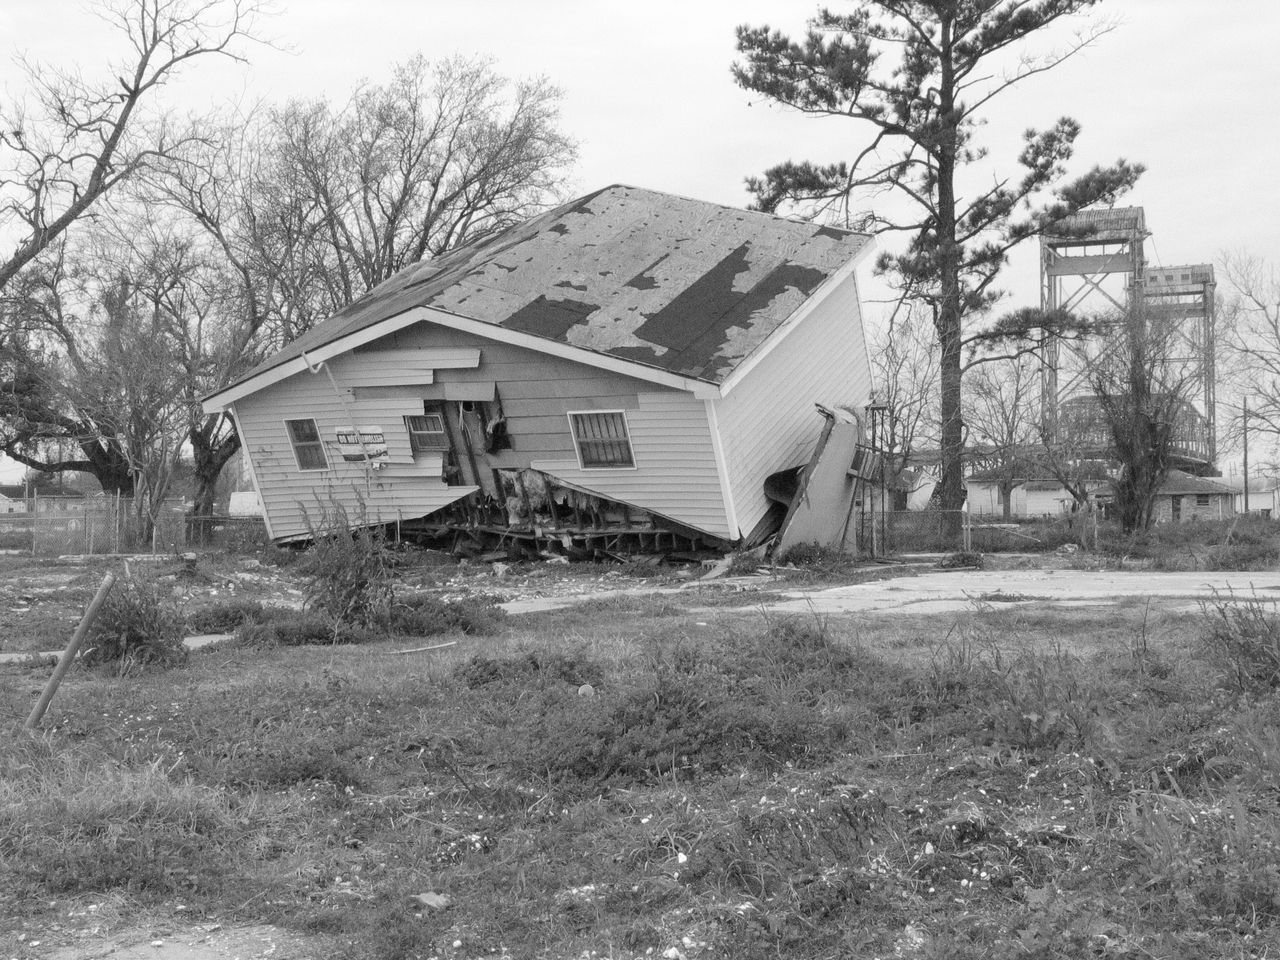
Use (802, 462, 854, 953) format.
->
(1199, 590, 1280, 692)
(300, 503, 395, 627)
(81, 576, 186, 667)
(726, 551, 763, 575)
(938, 550, 984, 569)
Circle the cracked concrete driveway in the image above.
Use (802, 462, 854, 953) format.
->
(766, 569, 1280, 616)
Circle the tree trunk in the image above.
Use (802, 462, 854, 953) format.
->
(1000, 479, 1014, 521)
(187, 417, 241, 545)
(935, 16, 965, 529)
(85, 445, 135, 498)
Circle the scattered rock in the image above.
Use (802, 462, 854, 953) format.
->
(411, 891, 450, 910)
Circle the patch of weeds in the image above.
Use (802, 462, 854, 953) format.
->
(1198, 590, 1280, 692)
(390, 593, 505, 636)
(185, 599, 291, 633)
(231, 742, 366, 791)
(775, 542, 861, 581)
(454, 648, 604, 689)
(938, 550, 984, 569)
(531, 641, 856, 785)
(1124, 792, 1280, 928)
(986, 647, 1111, 753)
(232, 616, 378, 647)
(0, 739, 236, 897)
(741, 612, 863, 683)
(82, 575, 186, 668)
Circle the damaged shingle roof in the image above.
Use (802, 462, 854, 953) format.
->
(1158, 470, 1236, 496)
(234, 184, 871, 387)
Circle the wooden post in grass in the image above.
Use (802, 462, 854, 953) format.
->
(24, 572, 116, 730)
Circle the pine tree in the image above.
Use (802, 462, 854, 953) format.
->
(734, 1, 1143, 512)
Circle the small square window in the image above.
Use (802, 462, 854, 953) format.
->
(1196, 494, 1211, 507)
(570, 411, 635, 469)
(406, 413, 449, 453)
(286, 418, 328, 470)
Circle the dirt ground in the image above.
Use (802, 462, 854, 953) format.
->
(19, 922, 329, 960)
(0, 551, 695, 657)
(4, 550, 1280, 659)
(3, 897, 336, 960)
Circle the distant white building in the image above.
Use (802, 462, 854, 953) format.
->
(1214, 475, 1280, 519)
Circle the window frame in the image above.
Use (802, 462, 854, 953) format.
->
(567, 409, 637, 470)
(285, 418, 329, 471)
(405, 410, 450, 455)
(1195, 493, 1211, 507)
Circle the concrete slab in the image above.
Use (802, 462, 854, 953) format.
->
(765, 569, 1280, 616)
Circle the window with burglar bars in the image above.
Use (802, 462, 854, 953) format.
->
(286, 418, 328, 470)
(569, 411, 635, 468)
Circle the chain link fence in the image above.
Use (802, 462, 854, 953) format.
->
(860, 510, 1087, 556)
(0, 498, 268, 556)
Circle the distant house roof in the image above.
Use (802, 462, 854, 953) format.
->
(1211, 475, 1280, 495)
(1159, 470, 1236, 496)
(0, 486, 21, 500)
(214, 185, 871, 402)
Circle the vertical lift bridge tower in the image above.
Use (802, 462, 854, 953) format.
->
(1039, 206, 1216, 470)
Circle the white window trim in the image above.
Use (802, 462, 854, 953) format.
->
(567, 409, 638, 471)
(284, 417, 329, 472)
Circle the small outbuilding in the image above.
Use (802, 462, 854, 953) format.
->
(1152, 470, 1236, 523)
(203, 185, 875, 552)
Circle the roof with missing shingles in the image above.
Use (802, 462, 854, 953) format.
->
(230, 184, 871, 389)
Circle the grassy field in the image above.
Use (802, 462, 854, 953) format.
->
(6, 568, 1280, 959)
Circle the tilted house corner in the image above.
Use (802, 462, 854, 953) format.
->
(203, 185, 875, 551)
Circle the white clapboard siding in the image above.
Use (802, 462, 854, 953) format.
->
(531, 392, 732, 538)
(236, 318, 732, 540)
(712, 272, 873, 539)
(348, 347, 480, 368)
(232, 372, 473, 540)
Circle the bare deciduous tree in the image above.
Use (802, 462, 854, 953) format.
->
(0, 221, 198, 541)
(966, 355, 1039, 520)
(148, 56, 576, 515)
(259, 55, 576, 326)
(868, 305, 938, 507)
(1220, 254, 1280, 470)
(1090, 309, 1205, 531)
(0, 0, 264, 293)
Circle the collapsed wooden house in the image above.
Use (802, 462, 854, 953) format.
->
(202, 185, 875, 555)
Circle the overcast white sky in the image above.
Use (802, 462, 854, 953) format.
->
(1, 0, 1278, 480)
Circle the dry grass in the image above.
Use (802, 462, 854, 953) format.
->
(7, 576, 1280, 958)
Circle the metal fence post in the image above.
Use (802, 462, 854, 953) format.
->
(25, 572, 116, 729)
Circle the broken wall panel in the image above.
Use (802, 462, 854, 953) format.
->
(715, 270, 873, 540)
